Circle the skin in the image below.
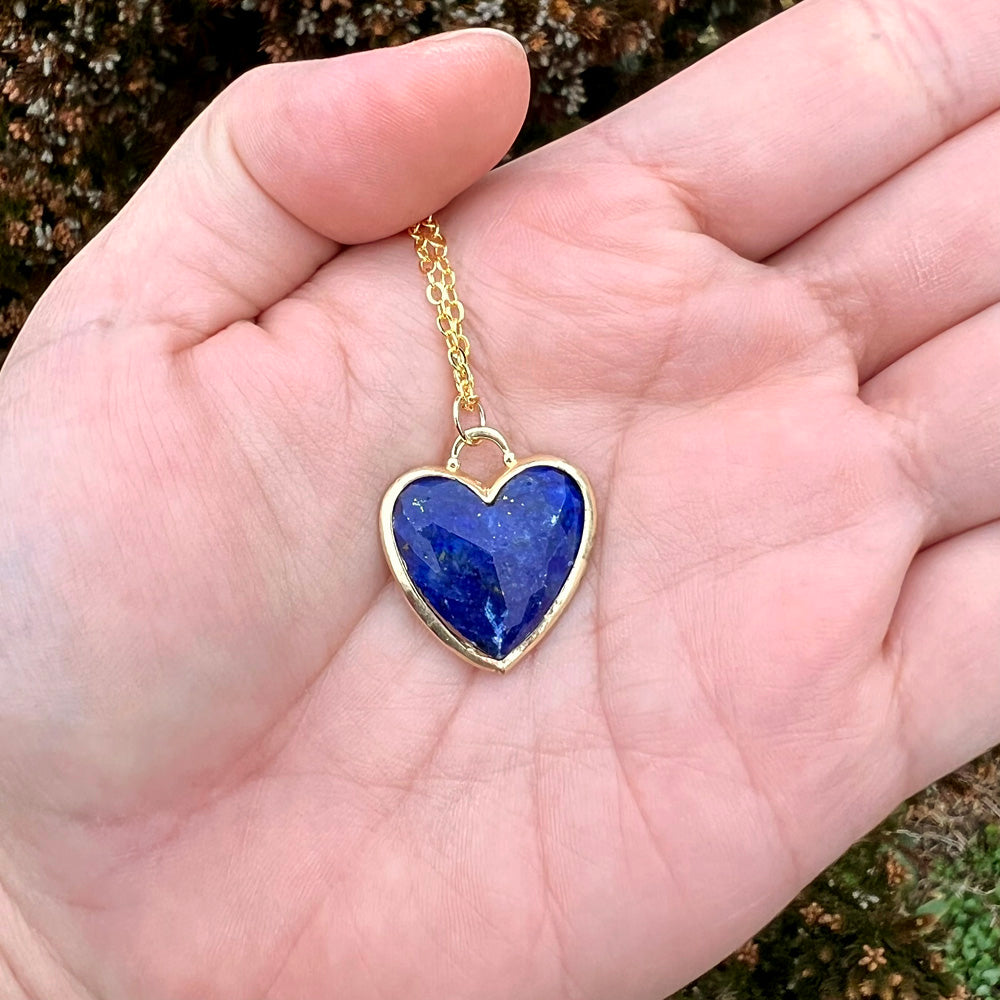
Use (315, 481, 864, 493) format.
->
(2, 2, 1000, 997)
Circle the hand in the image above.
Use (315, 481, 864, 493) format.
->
(2, 4, 999, 997)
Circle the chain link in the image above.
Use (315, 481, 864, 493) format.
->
(409, 215, 480, 414)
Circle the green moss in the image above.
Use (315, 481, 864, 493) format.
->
(918, 825, 1000, 997)
(676, 752, 1000, 1000)
(673, 823, 958, 1000)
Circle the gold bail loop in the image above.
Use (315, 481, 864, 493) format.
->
(453, 396, 487, 445)
(447, 426, 517, 473)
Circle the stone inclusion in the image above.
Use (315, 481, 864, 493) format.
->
(392, 466, 585, 659)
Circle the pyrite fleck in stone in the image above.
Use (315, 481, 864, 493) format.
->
(391, 466, 585, 659)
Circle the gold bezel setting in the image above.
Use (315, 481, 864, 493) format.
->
(379, 456, 596, 674)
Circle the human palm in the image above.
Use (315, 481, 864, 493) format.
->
(3, 4, 1000, 998)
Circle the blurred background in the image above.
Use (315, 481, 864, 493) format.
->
(1, 3, 997, 998)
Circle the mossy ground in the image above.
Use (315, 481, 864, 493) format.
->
(678, 749, 1000, 1000)
(2, 4, 998, 998)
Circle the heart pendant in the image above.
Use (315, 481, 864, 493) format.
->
(379, 428, 595, 673)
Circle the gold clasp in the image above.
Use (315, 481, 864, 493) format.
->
(446, 426, 517, 473)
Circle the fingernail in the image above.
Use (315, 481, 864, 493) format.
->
(410, 27, 525, 55)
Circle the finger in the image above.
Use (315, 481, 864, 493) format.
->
(590, 0, 1000, 259)
(772, 107, 1000, 381)
(860, 301, 1000, 545)
(26, 30, 529, 351)
(883, 518, 1000, 791)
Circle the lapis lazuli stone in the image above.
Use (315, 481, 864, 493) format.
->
(392, 466, 585, 659)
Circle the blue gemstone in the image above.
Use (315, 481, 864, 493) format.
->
(391, 466, 585, 659)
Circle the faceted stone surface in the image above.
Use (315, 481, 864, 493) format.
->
(391, 466, 585, 659)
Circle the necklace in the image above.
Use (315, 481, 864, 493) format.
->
(379, 215, 595, 673)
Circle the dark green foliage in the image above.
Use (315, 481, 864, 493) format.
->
(673, 821, 961, 1000)
(676, 751, 1000, 1000)
(918, 825, 1000, 997)
(0, 0, 796, 359)
(0, 0, 264, 346)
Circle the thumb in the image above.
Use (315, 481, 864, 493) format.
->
(25, 29, 529, 352)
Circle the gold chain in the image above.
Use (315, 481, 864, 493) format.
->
(408, 215, 480, 414)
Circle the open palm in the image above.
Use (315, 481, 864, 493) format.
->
(3, 4, 1000, 998)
